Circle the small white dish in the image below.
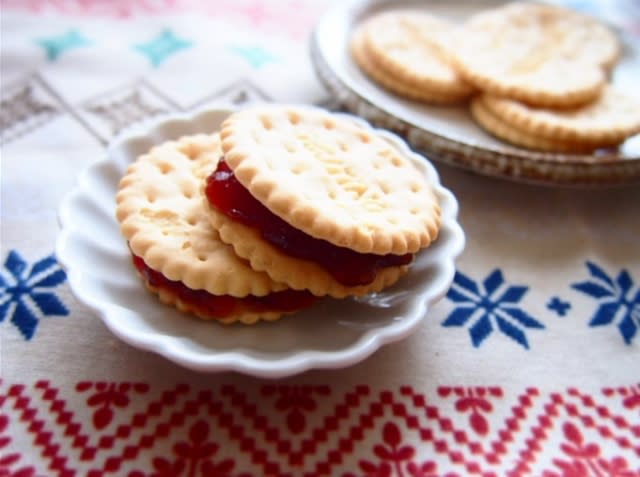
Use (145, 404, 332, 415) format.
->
(56, 106, 465, 378)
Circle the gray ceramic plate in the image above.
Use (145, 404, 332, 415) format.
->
(310, 0, 640, 186)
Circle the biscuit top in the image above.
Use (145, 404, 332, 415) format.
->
(456, 3, 619, 70)
(219, 105, 441, 255)
(450, 2, 618, 102)
(115, 134, 288, 297)
(361, 11, 464, 86)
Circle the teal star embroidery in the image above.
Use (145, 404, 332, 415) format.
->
(134, 29, 192, 67)
(229, 45, 277, 69)
(36, 29, 90, 61)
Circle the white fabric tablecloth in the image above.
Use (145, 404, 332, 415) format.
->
(1, 1, 639, 475)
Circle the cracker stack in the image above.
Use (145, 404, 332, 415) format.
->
(351, 2, 640, 153)
(116, 106, 442, 324)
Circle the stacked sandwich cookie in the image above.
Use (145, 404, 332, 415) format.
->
(115, 134, 317, 324)
(116, 106, 442, 324)
(351, 2, 640, 153)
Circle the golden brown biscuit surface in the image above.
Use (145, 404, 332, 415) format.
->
(350, 27, 471, 104)
(449, 2, 618, 107)
(479, 87, 640, 145)
(470, 98, 621, 153)
(351, 10, 474, 103)
(219, 105, 441, 256)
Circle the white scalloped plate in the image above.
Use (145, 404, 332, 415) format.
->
(56, 106, 465, 378)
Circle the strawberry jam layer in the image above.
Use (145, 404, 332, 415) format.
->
(204, 159, 413, 287)
(132, 255, 316, 319)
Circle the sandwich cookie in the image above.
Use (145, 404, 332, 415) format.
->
(204, 106, 441, 297)
(116, 134, 316, 324)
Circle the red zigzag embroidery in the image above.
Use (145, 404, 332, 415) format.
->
(0, 381, 638, 477)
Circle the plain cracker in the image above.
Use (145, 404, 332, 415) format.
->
(350, 28, 471, 104)
(450, 2, 618, 107)
(219, 105, 441, 256)
(470, 98, 615, 153)
(357, 11, 474, 100)
(479, 87, 640, 145)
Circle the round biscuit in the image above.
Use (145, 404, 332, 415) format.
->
(450, 2, 617, 107)
(479, 87, 640, 145)
(115, 134, 290, 300)
(357, 11, 474, 99)
(219, 105, 442, 256)
(350, 27, 471, 105)
(470, 98, 619, 153)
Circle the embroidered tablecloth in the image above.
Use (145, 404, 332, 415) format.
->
(1, 1, 639, 476)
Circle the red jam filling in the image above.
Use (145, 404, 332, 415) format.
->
(132, 254, 316, 319)
(204, 159, 413, 287)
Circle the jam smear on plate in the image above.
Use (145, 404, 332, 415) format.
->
(204, 159, 413, 287)
(132, 254, 316, 318)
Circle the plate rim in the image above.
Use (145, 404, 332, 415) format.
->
(309, 0, 640, 187)
(55, 104, 465, 379)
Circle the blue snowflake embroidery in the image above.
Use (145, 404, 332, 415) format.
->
(0, 250, 69, 340)
(229, 45, 277, 68)
(572, 261, 639, 344)
(36, 29, 90, 61)
(547, 296, 571, 316)
(443, 269, 544, 349)
(134, 29, 192, 67)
